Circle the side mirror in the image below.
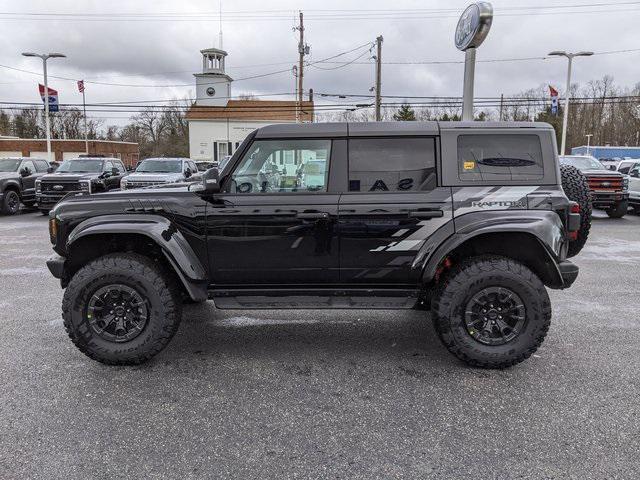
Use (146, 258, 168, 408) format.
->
(111, 167, 119, 176)
(19, 168, 30, 177)
(47, 166, 54, 173)
(631, 170, 640, 178)
(190, 167, 220, 194)
(184, 169, 192, 178)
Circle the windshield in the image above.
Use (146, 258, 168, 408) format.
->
(136, 159, 182, 173)
(56, 159, 104, 173)
(0, 159, 21, 172)
(559, 156, 605, 171)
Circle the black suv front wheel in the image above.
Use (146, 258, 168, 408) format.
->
(1, 190, 20, 215)
(431, 256, 551, 369)
(62, 253, 182, 365)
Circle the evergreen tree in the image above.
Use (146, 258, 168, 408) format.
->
(393, 104, 417, 121)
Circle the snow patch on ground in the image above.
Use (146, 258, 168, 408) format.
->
(0, 267, 48, 276)
(215, 316, 323, 327)
(580, 239, 640, 264)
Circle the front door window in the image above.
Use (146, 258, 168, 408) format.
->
(228, 139, 331, 194)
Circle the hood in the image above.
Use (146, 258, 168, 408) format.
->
(40, 172, 99, 181)
(125, 172, 183, 182)
(0, 171, 20, 181)
(580, 169, 623, 177)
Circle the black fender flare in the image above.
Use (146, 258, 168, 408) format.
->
(421, 210, 567, 288)
(66, 214, 208, 301)
(1, 179, 22, 196)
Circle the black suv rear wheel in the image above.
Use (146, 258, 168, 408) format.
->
(62, 253, 182, 365)
(431, 256, 551, 369)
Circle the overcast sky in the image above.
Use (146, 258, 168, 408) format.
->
(2, 0, 639, 125)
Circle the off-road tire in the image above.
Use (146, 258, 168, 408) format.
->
(1, 190, 20, 215)
(431, 255, 551, 369)
(606, 200, 628, 218)
(62, 253, 182, 365)
(560, 164, 592, 257)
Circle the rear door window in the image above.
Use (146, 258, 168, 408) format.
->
(347, 137, 437, 192)
(34, 160, 49, 172)
(457, 134, 544, 181)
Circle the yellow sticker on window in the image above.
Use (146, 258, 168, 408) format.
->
(463, 161, 476, 170)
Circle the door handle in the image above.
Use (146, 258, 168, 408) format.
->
(408, 210, 444, 219)
(297, 211, 329, 219)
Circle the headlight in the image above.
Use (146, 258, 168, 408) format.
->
(623, 175, 629, 191)
(121, 178, 128, 188)
(79, 180, 91, 193)
(36, 179, 41, 193)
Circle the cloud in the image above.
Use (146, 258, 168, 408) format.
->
(1, 0, 639, 126)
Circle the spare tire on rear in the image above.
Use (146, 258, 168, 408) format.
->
(560, 164, 592, 257)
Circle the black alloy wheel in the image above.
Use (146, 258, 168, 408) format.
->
(2, 190, 20, 215)
(464, 287, 526, 346)
(87, 284, 149, 343)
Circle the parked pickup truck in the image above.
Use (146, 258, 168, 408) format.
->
(559, 155, 629, 218)
(0, 157, 50, 215)
(626, 162, 640, 214)
(46, 121, 584, 369)
(36, 156, 128, 214)
(120, 158, 199, 189)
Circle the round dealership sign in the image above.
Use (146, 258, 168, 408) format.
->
(455, 2, 493, 51)
(206, 86, 216, 96)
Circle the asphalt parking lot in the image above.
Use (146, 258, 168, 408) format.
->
(1, 209, 639, 479)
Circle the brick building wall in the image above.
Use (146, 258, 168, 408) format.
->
(0, 139, 139, 166)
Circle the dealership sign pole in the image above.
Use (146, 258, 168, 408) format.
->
(455, 2, 493, 121)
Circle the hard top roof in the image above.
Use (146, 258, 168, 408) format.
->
(254, 121, 553, 138)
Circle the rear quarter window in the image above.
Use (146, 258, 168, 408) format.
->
(457, 134, 544, 182)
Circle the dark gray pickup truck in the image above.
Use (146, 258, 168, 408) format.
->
(0, 157, 50, 214)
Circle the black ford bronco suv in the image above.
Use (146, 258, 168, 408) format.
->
(46, 121, 584, 368)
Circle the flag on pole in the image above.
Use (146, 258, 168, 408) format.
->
(77, 80, 85, 93)
(549, 85, 559, 116)
(38, 83, 59, 112)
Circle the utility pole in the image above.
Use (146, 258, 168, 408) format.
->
(375, 35, 383, 121)
(293, 11, 310, 122)
(297, 11, 305, 122)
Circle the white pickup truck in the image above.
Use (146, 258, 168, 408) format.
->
(625, 162, 640, 214)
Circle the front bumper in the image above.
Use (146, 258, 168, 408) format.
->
(591, 191, 629, 207)
(558, 260, 579, 288)
(46, 254, 66, 279)
(37, 193, 69, 208)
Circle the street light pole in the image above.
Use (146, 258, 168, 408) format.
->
(585, 134, 593, 156)
(42, 56, 52, 161)
(21, 52, 66, 162)
(548, 50, 593, 155)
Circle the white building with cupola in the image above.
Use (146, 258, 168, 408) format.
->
(187, 46, 314, 163)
